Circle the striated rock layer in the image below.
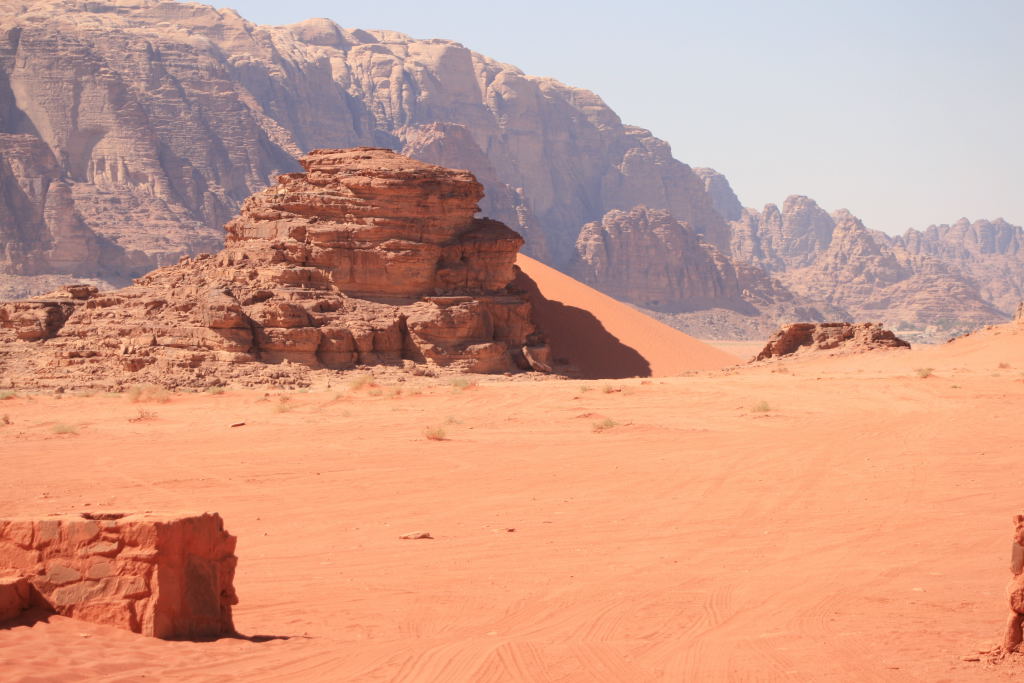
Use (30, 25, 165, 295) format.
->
(0, 148, 548, 388)
(0, 0, 729, 298)
(753, 322, 910, 362)
(0, 512, 237, 639)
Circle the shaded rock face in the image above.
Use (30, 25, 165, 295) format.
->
(0, 512, 237, 639)
(753, 322, 910, 361)
(570, 207, 745, 312)
(0, 0, 729, 299)
(0, 148, 544, 388)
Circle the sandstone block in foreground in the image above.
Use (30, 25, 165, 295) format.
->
(0, 512, 237, 639)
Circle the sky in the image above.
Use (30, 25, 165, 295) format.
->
(221, 0, 1023, 234)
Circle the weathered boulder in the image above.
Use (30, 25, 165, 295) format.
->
(0, 149, 546, 389)
(0, 512, 237, 639)
(753, 322, 910, 361)
(1003, 514, 1024, 652)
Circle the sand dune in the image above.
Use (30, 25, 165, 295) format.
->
(515, 254, 740, 377)
(1, 324, 1023, 681)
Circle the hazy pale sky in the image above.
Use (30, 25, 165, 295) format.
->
(222, 0, 1022, 234)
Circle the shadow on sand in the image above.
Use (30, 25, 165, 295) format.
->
(513, 268, 651, 379)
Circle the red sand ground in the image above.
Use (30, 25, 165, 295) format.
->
(1, 321, 1023, 681)
(0, 252, 1021, 683)
(516, 254, 739, 377)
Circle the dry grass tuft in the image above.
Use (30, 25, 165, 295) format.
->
(347, 373, 377, 390)
(915, 367, 934, 379)
(449, 377, 478, 391)
(592, 418, 619, 432)
(51, 423, 78, 435)
(423, 426, 447, 441)
(129, 409, 158, 422)
(751, 400, 772, 413)
(127, 384, 171, 403)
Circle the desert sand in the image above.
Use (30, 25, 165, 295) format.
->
(1, 320, 1023, 681)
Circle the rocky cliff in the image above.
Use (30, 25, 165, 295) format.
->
(0, 148, 551, 389)
(0, 0, 1018, 340)
(0, 0, 729, 300)
(730, 194, 1009, 337)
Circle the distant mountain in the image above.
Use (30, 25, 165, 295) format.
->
(0, 0, 1017, 340)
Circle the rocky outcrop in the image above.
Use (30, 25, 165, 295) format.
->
(732, 200, 1008, 337)
(0, 512, 237, 639)
(0, 148, 548, 389)
(0, 0, 729, 298)
(753, 322, 910, 361)
(896, 218, 1024, 316)
(1003, 513, 1024, 652)
(570, 207, 745, 312)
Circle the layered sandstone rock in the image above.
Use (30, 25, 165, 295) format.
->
(0, 512, 237, 639)
(0, 0, 728, 300)
(570, 207, 745, 312)
(731, 200, 1007, 336)
(1003, 513, 1024, 652)
(0, 148, 546, 388)
(753, 322, 910, 361)
(896, 218, 1024, 315)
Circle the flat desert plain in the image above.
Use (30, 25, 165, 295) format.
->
(2, 323, 1024, 681)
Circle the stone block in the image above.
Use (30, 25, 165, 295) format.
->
(0, 512, 238, 639)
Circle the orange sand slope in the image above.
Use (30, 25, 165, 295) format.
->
(2, 324, 1024, 682)
(515, 254, 739, 377)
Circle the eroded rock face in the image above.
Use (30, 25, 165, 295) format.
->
(0, 149, 544, 388)
(1003, 514, 1024, 652)
(0, 512, 237, 639)
(0, 0, 729, 298)
(753, 322, 910, 361)
(732, 201, 1007, 336)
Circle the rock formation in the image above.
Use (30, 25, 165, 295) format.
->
(753, 322, 910, 361)
(732, 199, 1008, 337)
(1003, 513, 1024, 652)
(0, 148, 549, 389)
(0, 0, 1018, 340)
(0, 512, 237, 639)
(896, 218, 1024, 316)
(0, 0, 728, 301)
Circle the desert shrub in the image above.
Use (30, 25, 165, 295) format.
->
(602, 384, 619, 394)
(127, 384, 171, 403)
(387, 387, 403, 398)
(998, 362, 1011, 369)
(751, 400, 771, 412)
(52, 423, 78, 435)
(592, 418, 619, 432)
(347, 373, 377, 390)
(129, 409, 158, 422)
(915, 367, 934, 379)
(274, 395, 294, 413)
(0, 391, 15, 400)
(205, 386, 226, 395)
(579, 385, 592, 393)
(367, 387, 384, 397)
(1, 414, 10, 425)
(449, 377, 478, 391)
(423, 426, 447, 441)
